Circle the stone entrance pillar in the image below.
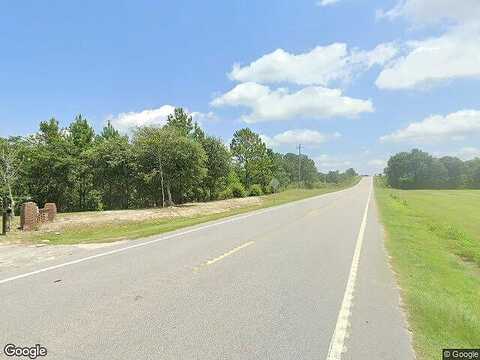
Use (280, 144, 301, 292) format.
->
(20, 202, 39, 231)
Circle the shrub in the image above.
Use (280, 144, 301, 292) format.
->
(263, 185, 274, 194)
(230, 183, 246, 198)
(218, 188, 233, 200)
(248, 184, 263, 196)
(304, 182, 315, 189)
(86, 190, 104, 211)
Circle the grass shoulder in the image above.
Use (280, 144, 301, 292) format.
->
(374, 177, 480, 360)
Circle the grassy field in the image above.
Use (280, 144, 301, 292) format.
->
(374, 178, 480, 360)
(6, 179, 359, 245)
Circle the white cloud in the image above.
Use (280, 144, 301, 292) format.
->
(366, 159, 388, 174)
(368, 159, 387, 168)
(211, 82, 374, 123)
(376, 0, 480, 90)
(191, 111, 218, 125)
(109, 105, 175, 131)
(312, 153, 390, 174)
(259, 134, 277, 149)
(314, 154, 352, 172)
(380, 110, 480, 143)
(455, 147, 480, 160)
(261, 129, 341, 148)
(376, 25, 480, 90)
(368, 159, 387, 167)
(316, 0, 340, 7)
(378, 0, 480, 25)
(350, 43, 399, 69)
(108, 106, 217, 131)
(229, 43, 398, 86)
(274, 129, 341, 145)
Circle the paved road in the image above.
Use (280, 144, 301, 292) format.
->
(0, 178, 414, 359)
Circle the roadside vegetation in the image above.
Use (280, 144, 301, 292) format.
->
(375, 177, 480, 360)
(0, 108, 358, 214)
(0, 109, 359, 243)
(385, 149, 480, 189)
(8, 178, 359, 245)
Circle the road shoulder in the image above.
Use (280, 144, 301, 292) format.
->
(344, 193, 416, 359)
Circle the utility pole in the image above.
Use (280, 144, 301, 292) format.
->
(297, 144, 302, 187)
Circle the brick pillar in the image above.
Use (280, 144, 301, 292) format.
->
(44, 203, 57, 222)
(38, 209, 49, 224)
(20, 202, 39, 231)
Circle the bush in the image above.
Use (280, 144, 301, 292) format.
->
(304, 182, 315, 189)
(86, 190, 104, 211)
(218, 188, 233, 200)
(263, 185, 274, 194)
(313, 181, 328, 189)
(230, 183, 246, 198)
(248, 184, 263, 196)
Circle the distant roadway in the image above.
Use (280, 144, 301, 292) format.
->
(0, 177, 414, 359)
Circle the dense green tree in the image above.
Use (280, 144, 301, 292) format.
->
(317, 172, 327, 183)
(133, 126, 207, 206)
(101, 120, 120, 140)
(166, 108, 194, 137)
(385, 149, 435, 189)
(282, 153, 300, 184)
(68, 115, 96, 210)
(1, 108, 363, 213)
(429, 159, 449, 189)
(69, 115, 95, 150)
(25, 118, 75, 210)
(267, 150, 290, 190)
(385, 149, 476, 189)
(439, 156, 466, 188)
(345, 168, 358, 178)
(192, 122, 206, 142)
(230, 128, 272, 188)
(326, 170, 341, 184)
(299, 155, 318, 187)
(465, 158, 480, 189)
(200, 136, 231, 199)
(282, 153, 318, 187)
(133, 127, 169, 207)
(89, 130, 134, 209)
(38, 118, 64, 144)
(0, 138, 22, 210)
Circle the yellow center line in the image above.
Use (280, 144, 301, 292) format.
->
(205, 241, 255, 266)
(192, 241, 255, 272)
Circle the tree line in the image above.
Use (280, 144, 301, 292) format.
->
(385, 149, 480, 189)
(0, 108, 358, 212)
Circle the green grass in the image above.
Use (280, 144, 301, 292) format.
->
(374, 178, 480, 360)
(14, 179, 360, 245)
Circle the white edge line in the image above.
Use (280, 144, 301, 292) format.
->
(0, 181, 361, 285)
(326, 180, 372, 360)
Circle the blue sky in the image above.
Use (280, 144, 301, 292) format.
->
(1, 0, 480, 174)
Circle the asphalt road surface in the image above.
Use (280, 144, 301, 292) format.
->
(0, 178, 414, 359)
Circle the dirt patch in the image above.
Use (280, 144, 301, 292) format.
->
(7, 196, 263, 235)
(0, 241, 129, 273)
(0, 197, 263, 272)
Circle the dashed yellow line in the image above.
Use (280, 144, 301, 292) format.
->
(194, 241, 255, 271)
(206, 241, 255, 265)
